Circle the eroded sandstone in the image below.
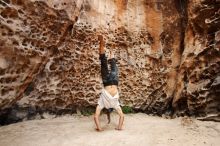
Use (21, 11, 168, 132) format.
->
(0, 0, 219, 124)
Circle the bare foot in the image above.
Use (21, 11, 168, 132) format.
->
(98, 35, 103, 41)
(115, 128, 123, 131)
(95, 128, 104, 132)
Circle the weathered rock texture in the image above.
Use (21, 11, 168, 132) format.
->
(0, 0, 219, 124)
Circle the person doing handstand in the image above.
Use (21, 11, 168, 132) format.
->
(94, 35, 124, 131)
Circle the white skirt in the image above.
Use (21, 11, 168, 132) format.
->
(98, 89, 120, 109)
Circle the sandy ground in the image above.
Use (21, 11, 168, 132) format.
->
(0, 113, 220, 146)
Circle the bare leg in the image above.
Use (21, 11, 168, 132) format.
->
(94, 106, 104, 131)
(115, 107, 124, 130)
(98, 35, 105, 54)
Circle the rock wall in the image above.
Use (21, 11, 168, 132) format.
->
(174, 0, 220, 116)
(0, 0, 219, 124)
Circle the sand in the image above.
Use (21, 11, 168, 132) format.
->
(0, 113, 219, 146)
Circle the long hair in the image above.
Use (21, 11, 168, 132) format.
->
(104, 108, 113, 124)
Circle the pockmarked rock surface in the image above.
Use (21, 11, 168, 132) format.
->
(0, 0, 219, 124)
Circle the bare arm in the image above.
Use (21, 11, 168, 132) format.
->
(94, 106, 104, 131)
(115, 107, 124, 130)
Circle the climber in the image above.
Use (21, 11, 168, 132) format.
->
(94, 35, 124, 131)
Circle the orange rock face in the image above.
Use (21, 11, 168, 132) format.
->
(0, 0, 219, 124)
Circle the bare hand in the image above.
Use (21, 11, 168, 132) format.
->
(115, 127, 123, 131)
(95, 128, 104, 132)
